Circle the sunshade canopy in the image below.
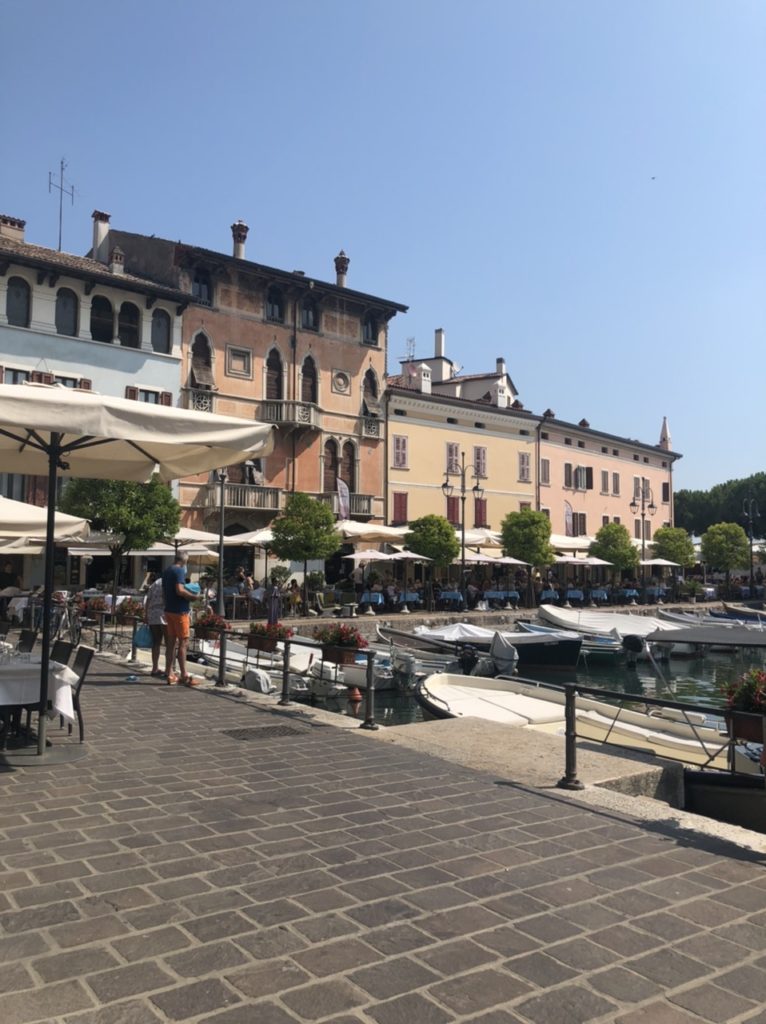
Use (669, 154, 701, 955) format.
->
(344, 551, 397, 565)
(337, 520, 409, 542)
(641, 558, 680, 567)
(0, 494, 89, 542)
(223, 527, 275, 546)
(555, 555, 613, 566)
(170, 527, 221, 545)
(0, 382, 275, 482)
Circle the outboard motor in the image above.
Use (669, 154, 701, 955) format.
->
(458, 644, 479, 675)
(622, 634, 643, 668)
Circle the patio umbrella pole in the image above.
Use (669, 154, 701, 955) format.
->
(37, 433, 61, 755)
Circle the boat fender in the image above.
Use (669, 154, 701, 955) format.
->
(242, 669, 276, 695)
(347, 686, 363, 703)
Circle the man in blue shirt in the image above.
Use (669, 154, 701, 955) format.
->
(162, 552, 198, 686)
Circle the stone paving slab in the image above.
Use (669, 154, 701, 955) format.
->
(0, 657, 765, 1024)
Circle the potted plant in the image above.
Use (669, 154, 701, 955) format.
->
(248, 620, 293, 652)
(720, 668, 766, 743)
(116, 596, 145, 623)
(312, 622, 367, 664)
(194, 610, 229, 640)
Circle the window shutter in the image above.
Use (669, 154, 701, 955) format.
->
(30, 371, 55, 385)
(160, 391, 173, 406)
(447, 495, 460, 525)
(125, 386, 139, 401)
(662, 482, 670, 503)
(564, 463, 572, 488)
(393, 492, 408, 524)
(0, 366, 4, 384)
(77, 378, 92, 390)
(474, 497, 487, 528)
(585, 467, 593, 490)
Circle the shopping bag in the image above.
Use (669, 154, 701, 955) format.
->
(134, 623, 153, 648)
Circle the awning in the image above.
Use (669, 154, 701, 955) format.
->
(191, 356, 215, 387)
(362, 395, 382, 417)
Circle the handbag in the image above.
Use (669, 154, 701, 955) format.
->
(134, 623, 153, 649)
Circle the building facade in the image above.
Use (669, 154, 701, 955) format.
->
(103, 220, 407, 535)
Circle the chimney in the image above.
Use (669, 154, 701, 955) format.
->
(417, 364, 431, 395)
(0, 214, 25, 243)
(231, 220, 248, 259)
(109, 246, 125, 276)
(91, 210, 111, 263)
(496, 357, 506, 376)
(434, 327, 445, 358)
(334, 250, 349, 287)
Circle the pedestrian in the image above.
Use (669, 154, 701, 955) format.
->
(143, 573, 167, 678)
(267, 574, 282, 626)
(162, 552, 198, 686)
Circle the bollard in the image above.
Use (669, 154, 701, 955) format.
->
(278, 638, 292, 705)
(98, 611, 105, 653)
(129, 617, 139, 664)
(359, 650, 379, 730)
(556, 683, 584, 790)
(216, 627, 228, 687)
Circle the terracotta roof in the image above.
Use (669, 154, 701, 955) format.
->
(0, 235, 189, 302)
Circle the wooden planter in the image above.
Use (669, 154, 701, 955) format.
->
(725, 712, 766, 744)
(322, 645, 358, 666)
(247, 635, 278, 653)
(194, 626, 221, 641)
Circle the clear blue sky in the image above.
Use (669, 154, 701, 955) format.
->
(2, 0, 763, 492)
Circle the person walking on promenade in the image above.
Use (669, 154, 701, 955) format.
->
(162, 552, 198, 686)
(143, 573, 167, 678)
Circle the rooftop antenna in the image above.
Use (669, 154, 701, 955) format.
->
(48, 157, 75, 252)
(405, 336, 415, 361)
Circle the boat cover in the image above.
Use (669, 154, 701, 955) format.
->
(538, 605, 677, 638)
(644, 625, 766, 648)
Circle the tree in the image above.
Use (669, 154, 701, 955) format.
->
(588, 523, 638, 584)
(268, 493, 341, 609)
(675, 472, 766, 535)
(405, 515, 459, 608)
(500, 510, 555, 605)
(700, 522, 750, 595)
(59, 476, 180, 602)
(650, 526, 696, 570)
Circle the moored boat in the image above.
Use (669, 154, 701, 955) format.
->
(517, 620, 623, 662)
(403, 622, 582, 669)
(537, 605, 698, 657)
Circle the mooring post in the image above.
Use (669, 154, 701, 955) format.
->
(556, 683, 584, 790)
(278, 638, 292, 706)
(359, 650, 379, 730)
(216, 627, 228, 687)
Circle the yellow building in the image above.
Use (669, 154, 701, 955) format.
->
(385, 331, 536, 529)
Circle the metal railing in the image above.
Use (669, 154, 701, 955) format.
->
(202, 482, 281, 511)
(319, 492, 373, 516)
(257, 400, 320, 429)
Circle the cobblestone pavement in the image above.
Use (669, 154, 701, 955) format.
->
(1, 658, 765, 1024)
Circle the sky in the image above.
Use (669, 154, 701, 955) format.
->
(2, 0, 764, 492)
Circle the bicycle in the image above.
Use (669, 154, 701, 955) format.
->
(51, 597, 82, 646)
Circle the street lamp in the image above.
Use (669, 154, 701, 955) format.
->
(215, 467, 228, 617)
(630, 482, 657, 586)
(743, 495, 759, 596)
(442, 450, 484, 607)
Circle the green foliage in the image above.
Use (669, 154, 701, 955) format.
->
(500, 509, 555, 568)
(721, 668, 766, 714)
(589, 523, 639, 573)
(700, 522, 750, 573)
(405, 515, 460, 567)
(268, 565, 292, 588)
(268, 493, 341, 564)
(675, 472, 766, 535)
(650, 527, 696, 569)
(312, 622, 368, 648)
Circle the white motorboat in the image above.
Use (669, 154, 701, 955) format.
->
(400, 621, 582, 670)
(537, 605, 699, 657)
(516, 620, 623, 662)
(414, 672, 731, 771)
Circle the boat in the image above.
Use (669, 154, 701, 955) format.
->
(721, 602, 766, 623)
(516, 620, 623, 662)
(414, 672, 731, 770)
(537, 605, 698, 657)
(397, 622, 582, 669)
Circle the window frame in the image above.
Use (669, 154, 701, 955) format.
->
(518, 451, 531, 483)
(473, 446, 487, 478)
(226, 346, 252, 379)
(446, 442, 460, 475)
(392, 491, 408, 526)
(55, 287, 78, 337)
(540, 458, 550, 486)
(6, 276, 31, 328)
(392, 435, 408, 469)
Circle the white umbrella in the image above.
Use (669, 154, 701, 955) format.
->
(0, 538, 45, 556)
(452, 550, 500, 565)
(641, 558, 680, 567)
(170, 527, 221, 545)
(337, 520, 409, 543)
(555, 555, 612, 566)
(0, 495, 89, 542)
(0, 381, 274, 758)
(494, 555, 530, 566)
(223, 527, 274, 546)
(462, 528, 502, 547)
(343, 551, 397, 565)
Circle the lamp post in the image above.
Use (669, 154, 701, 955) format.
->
(630, 482, 656, 588)
(743, 495, 759, 597)
(215, 468, 228, 617)
(442, 450, 484, 607)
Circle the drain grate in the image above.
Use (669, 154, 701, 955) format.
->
(221, 726, 305, 741)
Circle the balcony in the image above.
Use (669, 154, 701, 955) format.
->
(203, 482, 281, 512)
(181, 387, 216, 413)
(257, 400, 320, 431)
(319, 492, 374, 518)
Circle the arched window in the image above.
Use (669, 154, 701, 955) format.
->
(191, 332, 215, 389)
(55, 288, 78, 336)
(192, 268, 212, 304)
(362, 368, 381, 417)
(6, 277, 30, 327)
(266, 286, 284, 322)
(90, 296, 113, 342)
(301, 355, 317, 404)
(266, 349, 283, 400)
(151, 309, 171, 354)
(118, 302, 140, 348)
(324, 439, 338, 494)
(341, 441, 356, 493)
(301, 297, 318, 331)
(363, 369, 378, 400)
(362, 313, 378, 345)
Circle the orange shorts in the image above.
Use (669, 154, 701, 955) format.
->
(164, 612, 190, 640)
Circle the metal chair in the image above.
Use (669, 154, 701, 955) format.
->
(51, 639, 74, 665)
(69, 646, 95, 742)
(16, 629, 37, 653)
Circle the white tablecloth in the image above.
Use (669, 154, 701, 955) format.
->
(0, 658, 78, 723)
(7, 597, 29, 621)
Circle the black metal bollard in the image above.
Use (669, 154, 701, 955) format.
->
(359, 650, 379, 730)
(129, 617, 139, 663)
(556, 683, 584, 790)
(216, 628, 228, 687)
(278, 638, 292, 706)
(98, 611, 106, 653)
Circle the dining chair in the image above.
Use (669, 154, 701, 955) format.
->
(51, 639, 74, 665)
(69, 645, 95, 742)
(16, 629, 37, 653)
(0, 621, 11, 638)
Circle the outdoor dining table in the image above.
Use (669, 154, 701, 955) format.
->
(398, 592, 421, 605)
(539, 589, 559, 603)
(0, 656, 78, 748)
(565, 589, 584, 603)
(359, 592, 385, 606)
(618, 589, 640, 602)
(590, 588, 609, 603)
(439, 590, 463, 604)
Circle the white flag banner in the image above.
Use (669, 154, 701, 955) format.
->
(336, 478, 350, 520)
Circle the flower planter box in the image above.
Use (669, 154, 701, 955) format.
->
(194, 626, 222, 641)
(247, 635, 278, 653)
(322, 645, 358, 666)
(725, 712, 766, 744)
